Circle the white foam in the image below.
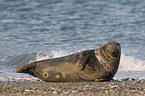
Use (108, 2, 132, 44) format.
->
(119, 53, 145, 72)
(0, 76, 40, 81)
(35, 50, 69, 61)
(50, 50, 69, 58)
(35, 53, 50, 61)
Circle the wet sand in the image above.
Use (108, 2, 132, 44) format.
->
(0, 78, 145, 96)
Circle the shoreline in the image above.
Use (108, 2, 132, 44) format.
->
(0, 78, 145, 96)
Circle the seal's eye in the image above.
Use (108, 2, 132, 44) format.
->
(108, 43, 112, 46)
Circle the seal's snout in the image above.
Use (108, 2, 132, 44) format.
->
(112, 43, 120, 53)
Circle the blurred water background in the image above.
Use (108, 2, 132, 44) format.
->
(0, 0, 145, 80)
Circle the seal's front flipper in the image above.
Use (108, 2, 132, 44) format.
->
(77, 51, 90, 71)
(13, 62, 36, 77)
(78, 58, 90, 71)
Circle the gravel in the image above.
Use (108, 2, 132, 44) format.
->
(0, 78, 145, 96)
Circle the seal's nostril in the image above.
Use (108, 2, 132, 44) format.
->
(111, 47, 118, 53)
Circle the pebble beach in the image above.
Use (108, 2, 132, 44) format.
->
(0, 78, 145, 96)
(1, 0, 145, 96)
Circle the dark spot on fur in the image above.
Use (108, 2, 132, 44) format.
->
(43, 72, 49, 78)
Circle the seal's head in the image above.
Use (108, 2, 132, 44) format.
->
(104, 41, 121, 57)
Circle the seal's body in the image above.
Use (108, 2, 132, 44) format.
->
(13, 41, 121, 82)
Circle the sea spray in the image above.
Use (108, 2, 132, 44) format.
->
(119, 54, 145, 72)
(35, 50, 69, 61)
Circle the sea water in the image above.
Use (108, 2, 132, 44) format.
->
(0, 0, 145, 80)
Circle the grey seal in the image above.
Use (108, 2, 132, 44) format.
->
(13, 41, 121, 82)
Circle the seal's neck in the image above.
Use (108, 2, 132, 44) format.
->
(94, 46, 120, 69)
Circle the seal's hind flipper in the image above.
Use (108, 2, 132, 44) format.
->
(13, 62, 36, 77)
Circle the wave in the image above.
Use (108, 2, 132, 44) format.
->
(4, 50, 145, 72)
(35, 50, 69, 61)
(119, 54, 145, 72)
(4, 53, 37, 66)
